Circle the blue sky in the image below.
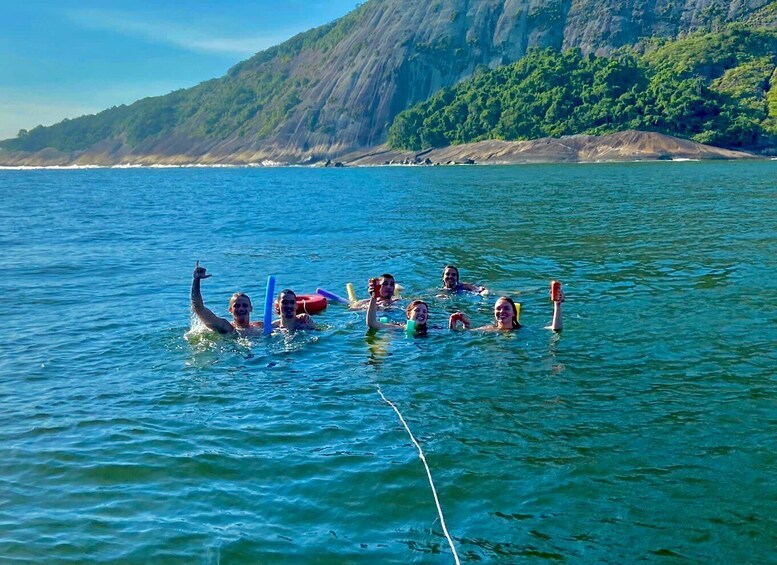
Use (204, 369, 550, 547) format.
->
(0, 1, 361, 140)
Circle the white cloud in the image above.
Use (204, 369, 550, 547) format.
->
(68, 9, 294, 57)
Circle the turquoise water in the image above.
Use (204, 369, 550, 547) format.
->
(0, 162, 775, 563)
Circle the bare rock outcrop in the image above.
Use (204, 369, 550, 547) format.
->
(343, 131, 756, 165)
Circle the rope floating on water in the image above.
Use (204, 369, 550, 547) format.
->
(376, 385, 460, 565)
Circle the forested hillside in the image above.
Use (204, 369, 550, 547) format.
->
(388, 27, 777, 151)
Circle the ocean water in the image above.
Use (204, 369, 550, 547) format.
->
(0, 162, 775, 563)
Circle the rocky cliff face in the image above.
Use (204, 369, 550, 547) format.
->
(564, 0, 773, 52)
(3, 0, 776, 165)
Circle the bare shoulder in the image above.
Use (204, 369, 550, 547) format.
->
(211, 319, 238, 335)
(349, 299, 370, 310)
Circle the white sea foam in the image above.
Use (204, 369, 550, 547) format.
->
(0, 162, 291, 170)
(0, 164, 106, 170)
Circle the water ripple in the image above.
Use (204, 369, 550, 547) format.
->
(0, 163, 775, 562)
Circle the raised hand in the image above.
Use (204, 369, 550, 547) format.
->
(368, 278, 379, 298)
(193, 260, 212, 280)
(550, 280, 564, 303)
(449, 311, 470, 329)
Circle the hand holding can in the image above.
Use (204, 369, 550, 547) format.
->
(551, 280, 562, 302)
(369, 278, 380, 298)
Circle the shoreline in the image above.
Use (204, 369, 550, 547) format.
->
(0, 131, 765, 169)
(3, 158, 772, 172)
(1, 155, 769, 171)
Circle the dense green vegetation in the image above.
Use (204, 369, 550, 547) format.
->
(388, 27, 777, 151)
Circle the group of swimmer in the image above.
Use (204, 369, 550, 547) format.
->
(191, 262, 564, 337)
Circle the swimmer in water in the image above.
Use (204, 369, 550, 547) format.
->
(190, 263, 315, 335)
(441, 265, 486, 294)
(352, 273, 399, 309)
(449, 286, 564, 332)
(275, 289, 317, 331)
(191, 262, 263, 336)
(366, 279, 430, 335)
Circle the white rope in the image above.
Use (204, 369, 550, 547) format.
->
(376, 385, 461, 565)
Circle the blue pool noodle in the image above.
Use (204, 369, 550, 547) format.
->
(263, 275, 276, 335)
(316, 288, 350, 304)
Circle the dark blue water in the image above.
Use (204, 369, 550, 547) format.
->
(0, 162, 775, 563)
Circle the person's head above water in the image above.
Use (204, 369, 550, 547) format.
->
(228, 292, 253, 327)
(442, 265, 460, 290)
(376, 274, 395, 299)
(494, 296, 520, 330)
(406, 300, 429, 329)
(277, 289, 298, 319)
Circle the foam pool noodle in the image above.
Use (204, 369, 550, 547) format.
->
(316, 288, 350, 305)
(515, 303, 521, 324)
(263, 275, 276, 335)
(405, 319, 417, 336)
(346, 282, 357, 303)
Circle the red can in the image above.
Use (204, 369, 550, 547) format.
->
(370, 278, 381, 298)
(551, 280, 562, 302)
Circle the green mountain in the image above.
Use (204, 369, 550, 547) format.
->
(388, 27, 777, 150)
(2, 0, 776, 164)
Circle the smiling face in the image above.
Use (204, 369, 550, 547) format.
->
(494, 297, 516, 329)
(377, 276, 395, 299)
(406, 301, 429, 325)
(278, 290, 298, 319)
(229, 293, 253, 327)
(442, 266, 459, 290)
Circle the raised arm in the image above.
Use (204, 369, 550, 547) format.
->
(366, 279, 396, 330)
(549, 283, 564, 332)
(459, 282, 486, 293)
(190, 262, 235, 334)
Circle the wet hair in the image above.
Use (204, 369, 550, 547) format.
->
(376, 274, 395, 299)
(406, 300, 429, 319)
(495, 296, 521, 329)
(229, 292, 252, 309)
(277, 288, 297, 300)
(274, 289, 298, 314)
(442, 265, 460, 288)
(442, 265, 459, 278)
(406, 300, 429, 333)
